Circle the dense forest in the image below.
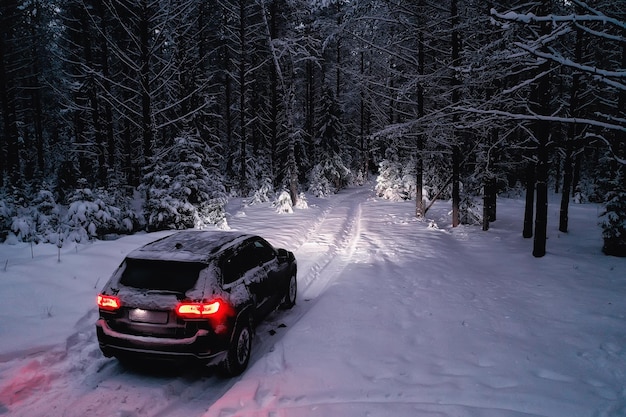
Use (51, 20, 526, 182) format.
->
(0, 0, 624, 257)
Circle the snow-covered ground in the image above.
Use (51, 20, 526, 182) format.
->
(0, 185, 624, 417)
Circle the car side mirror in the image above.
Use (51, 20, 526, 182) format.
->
(277, 248, 289, 263)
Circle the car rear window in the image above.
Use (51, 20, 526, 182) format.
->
(120, 259, 204, 293)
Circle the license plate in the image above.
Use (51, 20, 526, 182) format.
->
(129, 309, 168, 324)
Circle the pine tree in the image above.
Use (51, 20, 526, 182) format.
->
(142, 129, 227, 231)
(600, 168, 626, 257)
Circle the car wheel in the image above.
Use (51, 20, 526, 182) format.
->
(222, 321, 252, 377)
(281, 272, 297, 309)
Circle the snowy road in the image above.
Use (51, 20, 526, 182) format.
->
(0, 187, 372, 417)
(1, 186, 625, 417)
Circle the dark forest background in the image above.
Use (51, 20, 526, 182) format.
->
(0, 0, 624, 257)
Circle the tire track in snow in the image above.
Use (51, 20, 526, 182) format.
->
(296, 187, 368, 300)
(143, 187, 370, 417)
(0, 186, 371, 417)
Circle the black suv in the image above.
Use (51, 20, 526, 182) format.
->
(96, 230, 297, 376)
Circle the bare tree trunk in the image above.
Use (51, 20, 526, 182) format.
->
(415, 5, 425, 218)
(482, 125, 498, 230)
(359, 49, 368, 179)
(523, 162, 535, 238)
(0, 4, 21, 184)
(532, 72, 551, 256)
(553, 152, 561, 194)
(288, 134, 298, 207)
(305, 57, 315, 162)
(531, 0, 552, 258)
(533, 146, 549, 257)
(139, 0, 153, 165)
(452, 145, 460, 227)
(238, 0, 248, 193)
(223, 14, 234, 179)
(559, 10, 583, 233)
(483, 177, 497, 231)
(559, 147, 573, 232)
(450, 0, 460, 227)
(269, 0, 279, 184)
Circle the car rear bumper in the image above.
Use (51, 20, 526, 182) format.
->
(96, 319, 227, 365)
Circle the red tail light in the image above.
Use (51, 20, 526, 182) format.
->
(175, 300, 223, 318)
(97, 294, 121, 311)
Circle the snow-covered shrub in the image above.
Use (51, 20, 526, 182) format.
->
(354, 169, 366, 186)
(141, 130, 228, 231)
(308, 154, 352, 197)
(460, 195, 482, 226)
(31, 190, 62, 243)
(273, 191, 293, 214)
(308, 164, 333, 197)
(500, 180, 525, 199)
(600, 171, 626, 257)
(97, 185, 142, 235)
(247, 178, 274, 205)
(143, 184, 197, 231)
(0, 197, 16, 241)
(573, 177, 602, 204)
(6, 189, 61, 244)
(64, 188, 123, 243)
(10, 214, 35, 242)
(197, 196, 229, 230)
(375, 159, 416, 201)
(295, 192, 308, 209)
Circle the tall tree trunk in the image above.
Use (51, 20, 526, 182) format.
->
(559, 8, 583, 233)
(531, 0, 552, 258)
(487, 127, 498, 222)
(452, 145, 460, 227)
(360, 49, 367, 179)
(483, 126, 498, 230)
(238, 0, 248, 193)
(553, 152, 561, 194)
(80, 9, 106, 185)
(482, 180, 490, 231)
(559, 146, 573, 232)
(450, 0, 460, 227)
(523, 162, 535, 238)
(0, 2, 21, 184)
(415, 3, 425, 218)
(305, 56, 315, 163)
(269, 0, 279, 185)
(139, 0, 153, 165)
(483, 177, 497, 231)
(533, 144, 549, 257)
(335, 1, 341, 100)
(27, 3, 45, 176)
(100, 22, 115, 181)
(223, 11, 234, 179)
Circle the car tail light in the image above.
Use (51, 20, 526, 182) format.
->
(97, 294, 121, 311)
(175, 300, 223, 318)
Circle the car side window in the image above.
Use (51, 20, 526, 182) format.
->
(222, 256, 239, 285)
(252, 239, 275, 264)
(222, 243, 257, 285)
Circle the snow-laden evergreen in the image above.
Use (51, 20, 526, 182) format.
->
(308, 156, 352, 197)
(600, 169, 626, 256)
(246, 178, 275, 205)
(141, 130, 228, 231)
(64, 187, 135, 243)
(273, 190, 294, 214)
(375, 159, 416, 201)
(9, 189, 60, 244)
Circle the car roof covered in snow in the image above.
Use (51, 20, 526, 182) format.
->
(126, 230, 253, 263)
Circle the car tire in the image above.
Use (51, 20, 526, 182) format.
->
(222, 321, 252, 377)
(281, 272, 297, 309)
